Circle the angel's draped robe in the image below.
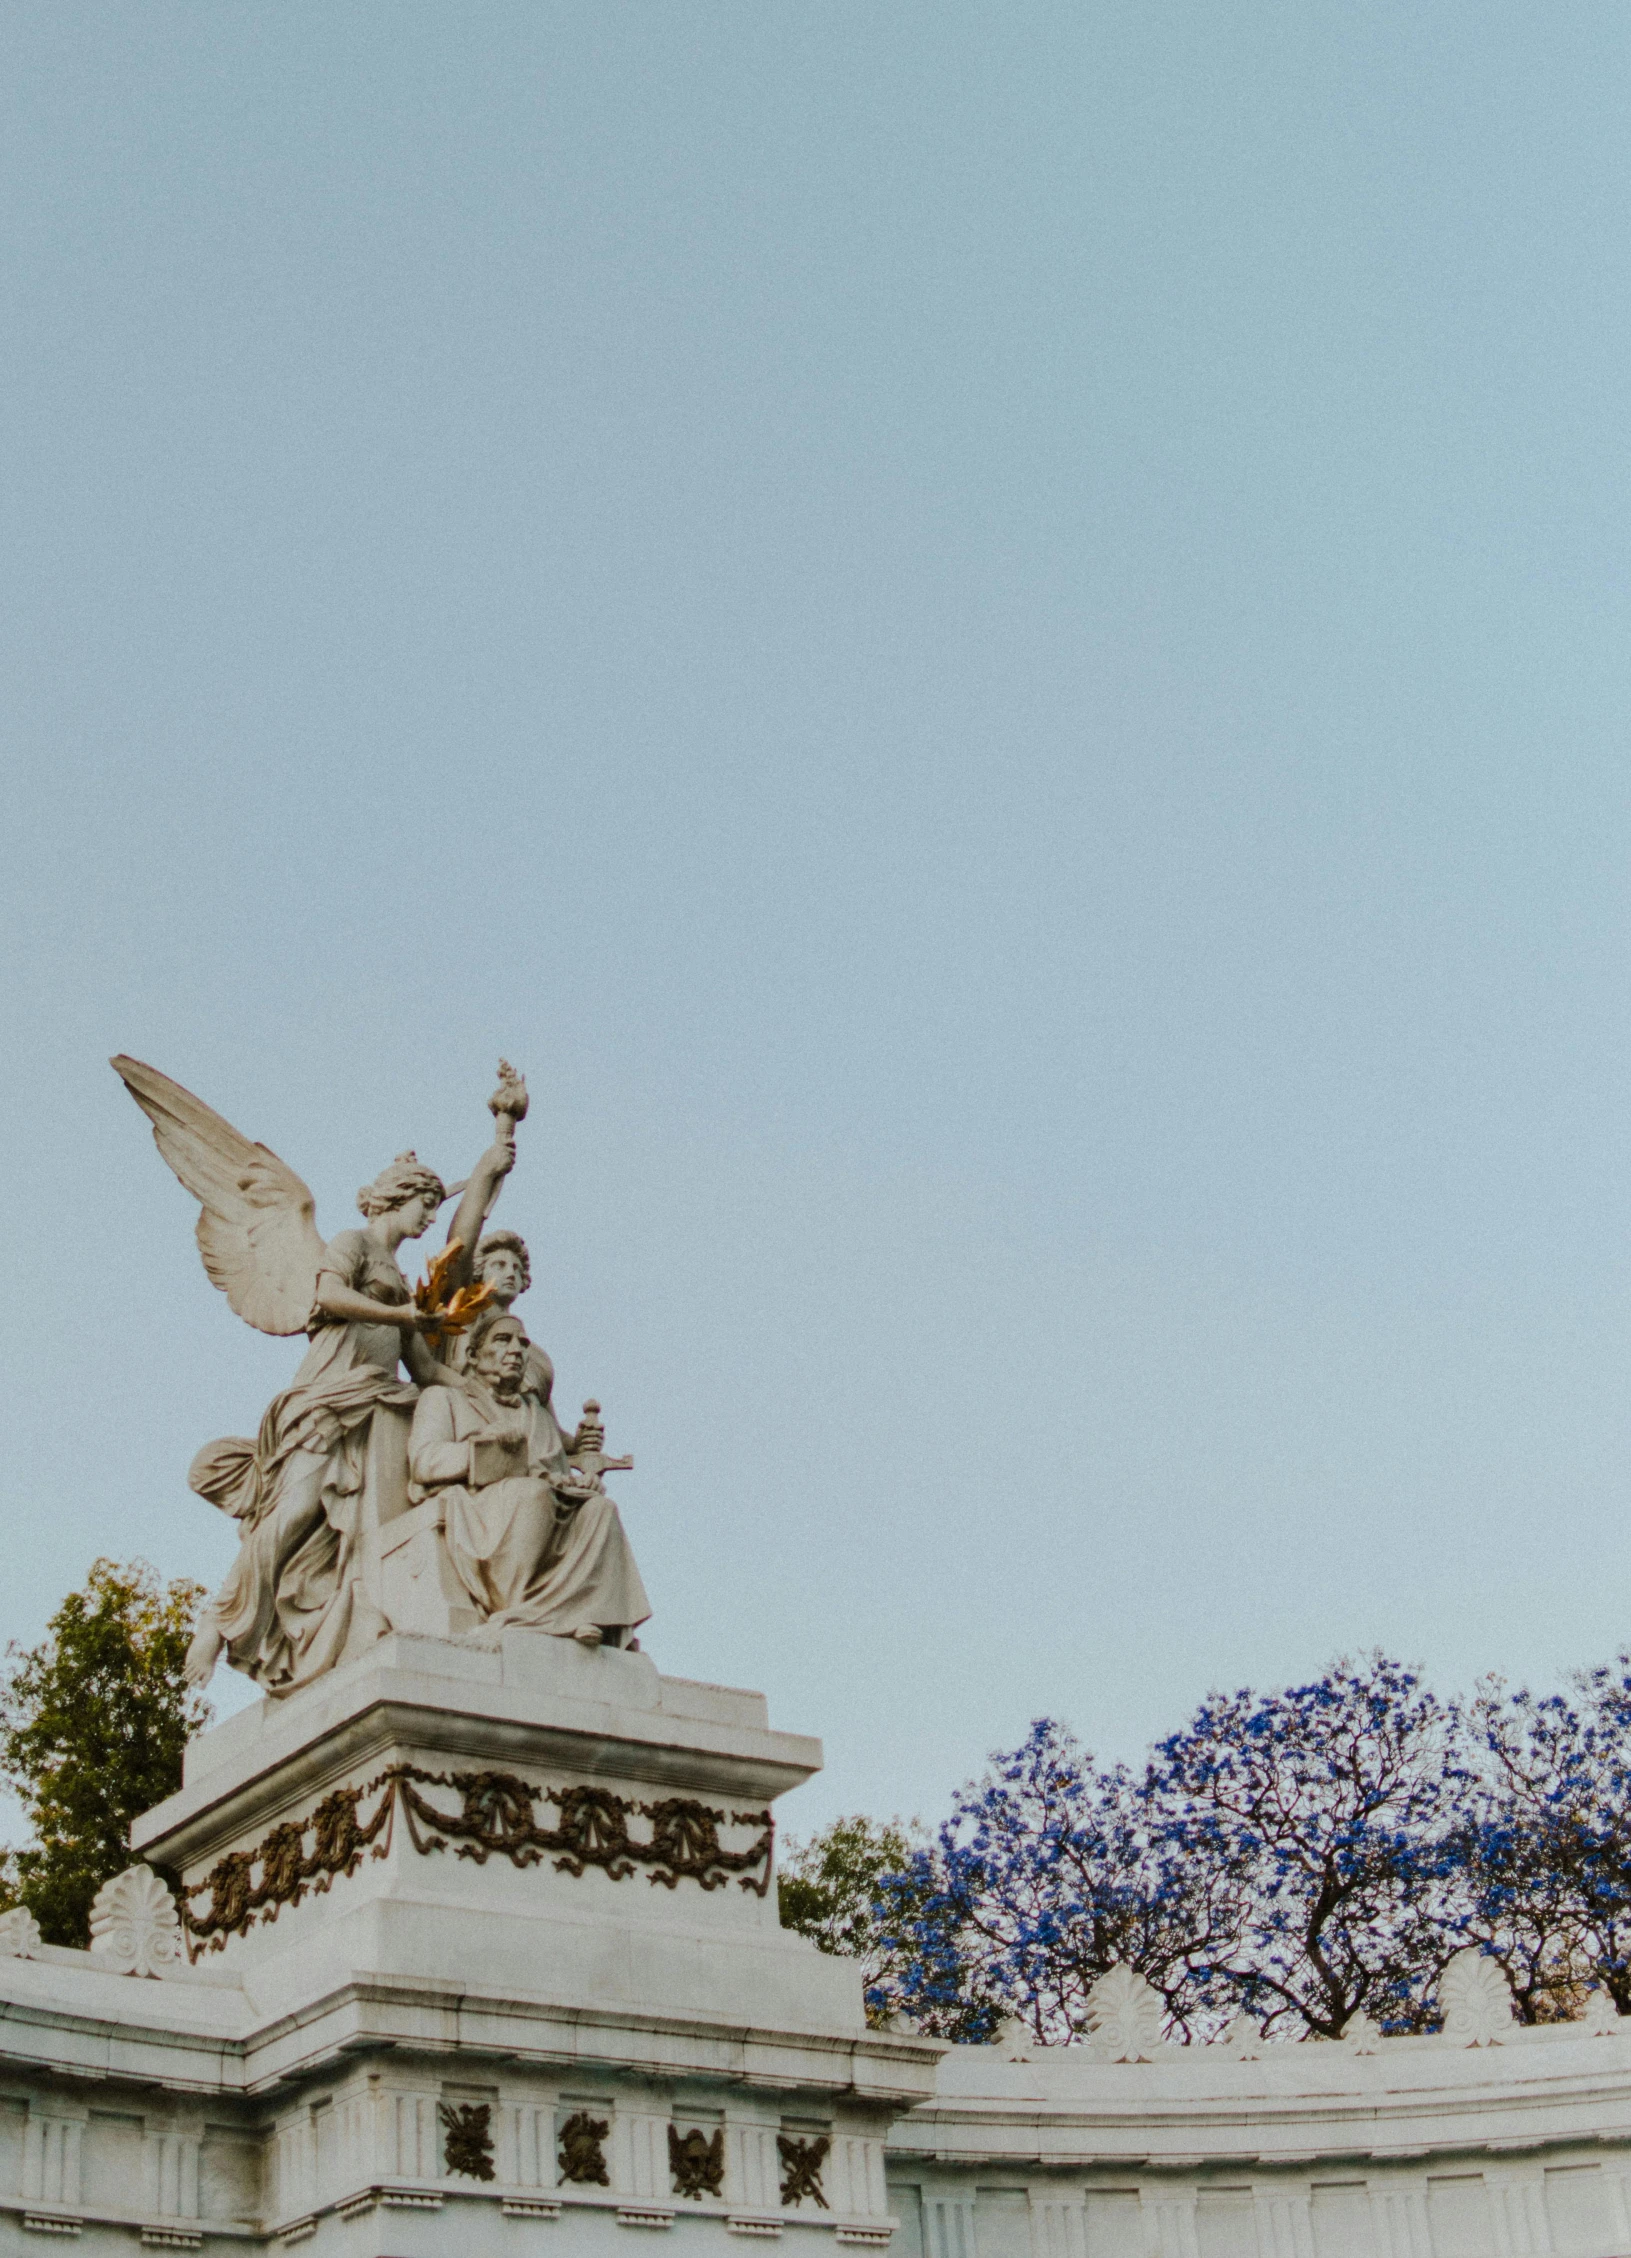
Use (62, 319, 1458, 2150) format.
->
(406, 1379, 650, 1640)
(190, 1229, 418, 1695)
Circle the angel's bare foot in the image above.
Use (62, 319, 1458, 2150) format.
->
(571, 1624, 603, 1649)
(184, 1619, 223, 1688)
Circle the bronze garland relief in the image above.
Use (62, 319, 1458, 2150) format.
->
(175, 1764, 773, 1955)
(393, 1770, 773, 1893)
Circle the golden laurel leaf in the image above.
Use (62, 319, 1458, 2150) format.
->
(414, 1240, 497, 1339)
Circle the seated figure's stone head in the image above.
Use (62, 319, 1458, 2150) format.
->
(475, 1229, 530, 1308)
(468, 1307, 528, 1397)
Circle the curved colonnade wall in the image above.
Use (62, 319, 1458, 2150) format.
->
(4, 1945, 1630, 2255)
(888, 2022, 1631, 2256)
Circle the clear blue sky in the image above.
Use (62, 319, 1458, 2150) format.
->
(3, 3, 1630, 1836)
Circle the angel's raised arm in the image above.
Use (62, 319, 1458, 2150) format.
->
(441, 1064, 528, 1285)
(112, 1056, 328, 1337)
(442, 1140, 515, 1285)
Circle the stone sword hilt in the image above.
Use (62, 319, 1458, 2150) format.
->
(573, 1399, 633, 1479)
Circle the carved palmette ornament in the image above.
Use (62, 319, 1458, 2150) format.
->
(89, 1865, 183, 1977)
(0, 1906, 41, 1958)
(1215, 2011, 1263, 2061)
(1344, 2008, 1383, 2053)
(1083, 1964, 1166, 2061)
(1438, 1949, 1514, 2046)
(1584, 1988, 1622, 2035)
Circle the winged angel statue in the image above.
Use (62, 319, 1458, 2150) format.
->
(113, 1057, 649, 1698)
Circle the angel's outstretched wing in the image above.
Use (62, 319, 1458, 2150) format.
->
(111, 1056, 327, 1336)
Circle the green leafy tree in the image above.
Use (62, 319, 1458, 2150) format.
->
(778, 1814, 929, 2024)
(0, 1560, 211, 1944)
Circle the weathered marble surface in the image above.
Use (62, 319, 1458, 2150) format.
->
(131, 1633, 845, 2027)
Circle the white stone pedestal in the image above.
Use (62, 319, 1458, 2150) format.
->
(133, 1630, 851, 2031)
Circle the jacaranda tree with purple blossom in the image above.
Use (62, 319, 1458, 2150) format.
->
(1150, 1654, 1462, 2038)
(871, 1719, 1242, 2043)
(1450, 1657, 1631, 2022)
(789, 1650, 1631, 2044)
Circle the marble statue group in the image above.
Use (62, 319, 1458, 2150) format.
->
(113, 1056, 650, 1697)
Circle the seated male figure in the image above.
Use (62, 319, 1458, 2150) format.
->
(409, 1309, 650, 1650)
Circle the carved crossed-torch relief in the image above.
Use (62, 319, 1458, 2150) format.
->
(439, 2103, 495, 2182)
(777, 2134, 830, 2211)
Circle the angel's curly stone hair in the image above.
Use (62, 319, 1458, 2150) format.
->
(356, 1150, 447, 1218)
(475, 1228, 531, 1290)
